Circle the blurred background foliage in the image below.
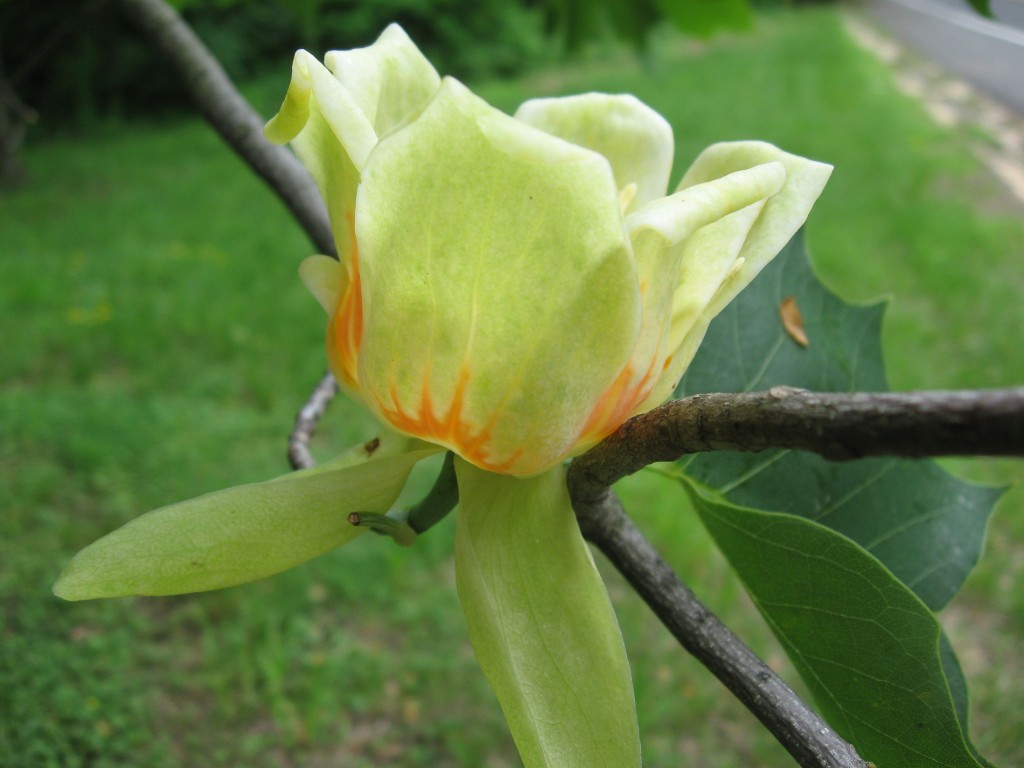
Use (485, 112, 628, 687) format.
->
(0, 0, 831, 136)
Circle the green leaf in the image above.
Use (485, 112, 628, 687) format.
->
(684, 483, 986, 767)
(454, 461, 640, 768)
(965, 0, 993, 17)
(673, 232, 1000, 764)
(676, 231, 1000, 609)
(54, 438, 439, 600)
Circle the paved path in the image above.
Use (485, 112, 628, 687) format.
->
(863, 0, 1024, 114)
(847, 8, 1024, 204)
(935, 0, 1024, 30)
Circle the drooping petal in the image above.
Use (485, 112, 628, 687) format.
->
(454, 460, 641, 768)
(515, 93, 673, 212)
(355, 77, 641, 475)
(576, 162, 787, 447)
(324, 23, 441, 139)
(53, 436, 441, 600)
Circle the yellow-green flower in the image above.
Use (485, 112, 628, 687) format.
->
(55, 25, 830, 768)
(266, 26, 829, 477)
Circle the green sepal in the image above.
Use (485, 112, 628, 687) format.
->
(454, 460, 640, 768)
(54, 438, 440, 600)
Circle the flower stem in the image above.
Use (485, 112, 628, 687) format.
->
(347, 512, 418, 546)
(406, 451, 459, 534)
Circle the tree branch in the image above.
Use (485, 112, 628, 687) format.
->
(573, 490, 871, 768)
(569, 386, 1024, 500)
(287, 370, 338, 471)
(563, 385, 1023, 768)
(113, 0, 336, 258)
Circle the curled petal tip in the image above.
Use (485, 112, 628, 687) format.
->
(263, 50, 314, 144)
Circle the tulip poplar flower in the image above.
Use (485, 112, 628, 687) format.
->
(54, 24, 831, 767)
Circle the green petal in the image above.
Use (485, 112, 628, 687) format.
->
(515, 93, 673, 212)
(262, 50, 315, 145)
(264, 51, 365, 262)
(633, 143, 831, 410)
(324, 23, 441, 139)
(264, 50, 377, 171)
(454, 460, 640, 768)
(356, 77, 641, 475)
(54, 437, 440, 600)
(299, 254, 345, 315)
(676, 141, 833, 321)
(646, 203, 766, 408)
(585, 163, 784, 429)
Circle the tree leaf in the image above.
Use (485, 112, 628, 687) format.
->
(454, 460, 640, 768)
(965, 0, 993, 17)
(673, 231, 1000, 764)
(676, 231, 1000, 610)
(683, 483, 986, 767)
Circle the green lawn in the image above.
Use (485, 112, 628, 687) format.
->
(3, 7, 1022, 766)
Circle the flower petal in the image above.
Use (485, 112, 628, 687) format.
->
(676, 141, 833, 321)
(575, 162, 786, 446)
(265, 50, 377, 172)
(299, 254, 345, 314)
(324, 23, 441, 139)
(355, 77, 641, 475)
(300, 253, 365, 393)
(635, 141, 832, 408)
(53, 436, 441, 600)
(264, 51, 366, 262)
(515, 93, 673, 212)
(454, 460, 640, 768)
(263, 50, 316, 145)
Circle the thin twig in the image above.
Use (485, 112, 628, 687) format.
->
(287, 371, 338, 470)
(113, 0, 336, 258)
(573, 490, 871, 768)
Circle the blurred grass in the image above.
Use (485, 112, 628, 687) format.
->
(2, 6, 1022, 766)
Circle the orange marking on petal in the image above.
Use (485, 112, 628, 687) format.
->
(375, 363, 522, 473)
(327, 212, 363, 389)
(577, 353, 660, 447)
